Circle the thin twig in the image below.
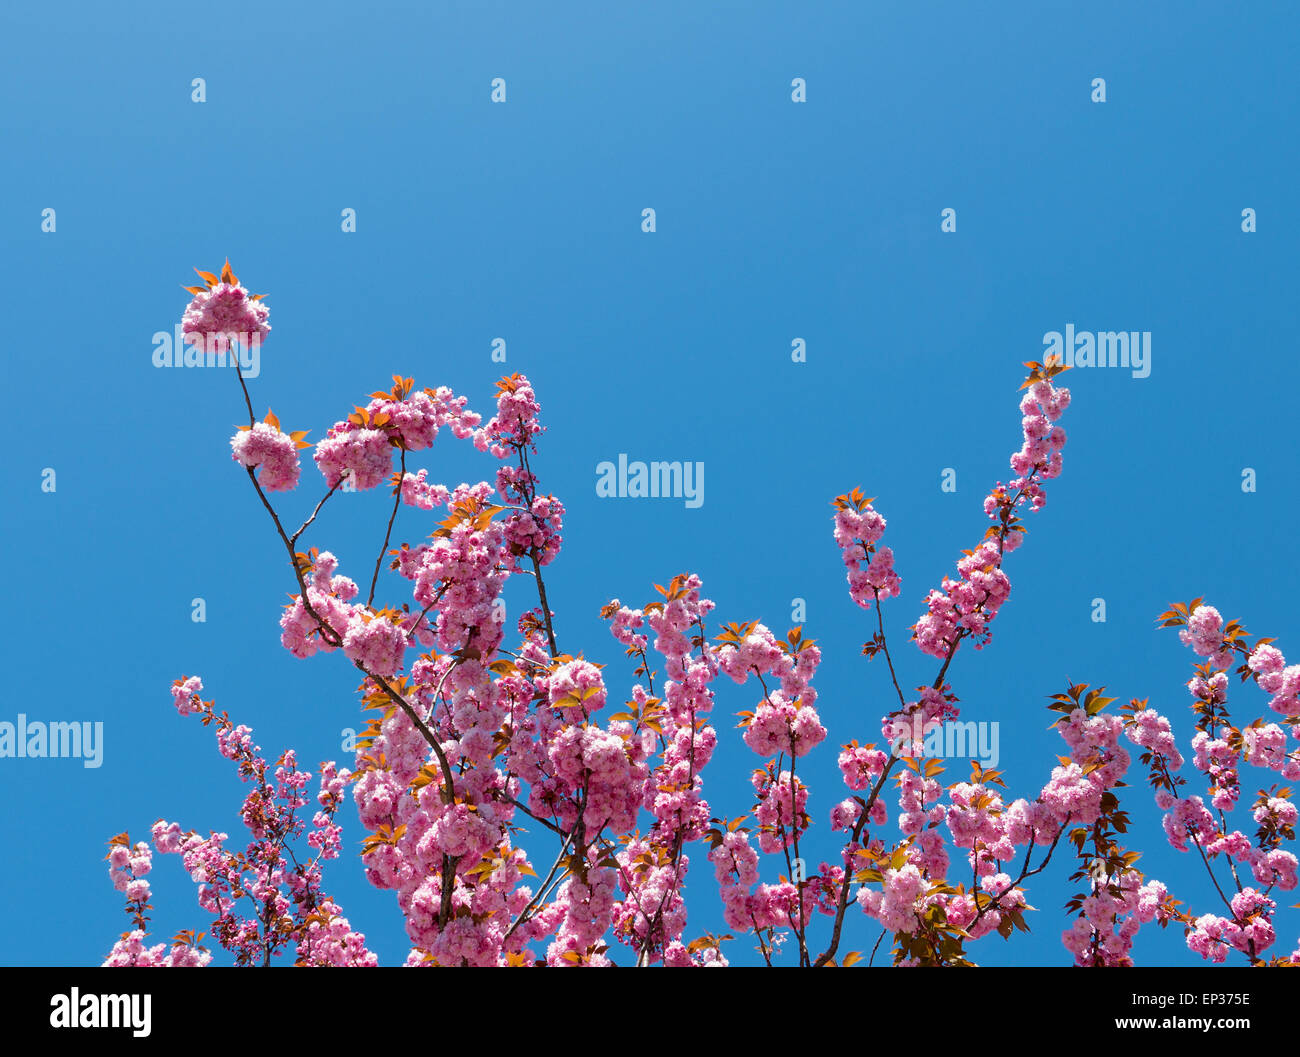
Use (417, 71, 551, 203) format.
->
(368, 446, 406, 607)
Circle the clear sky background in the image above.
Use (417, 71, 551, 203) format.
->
(2, 1, 1297, 967)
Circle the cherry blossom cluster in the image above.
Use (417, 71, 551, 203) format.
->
(400, 467, 449, 510)
(103, 838, 212, 967)
(329, 379, 582, 966)
(480, 373, 543, 456)
(1187, 889, 1278, 964)
(105, 677, 374, 967)
(843, 678, 1175, 966)
(314, 378, 484, 491)
(181, 261, 270, 355)
(718, 623, 824, 758)
(402, 482, 512, 658)
(881, 684, 960, 756)
(832, 490, 901, 611)
(352, 698, 536, 965)
(486, 378, 565, 575)
(1060, 872, 1171, 967)
(913, 364, 1070, 660)
(112, 274, 1300, 969)
(231, 421, 302, 491)
(608, 576, 722, 964)
(1119, 602, 1300, 964)
(279, 551, 407, 677)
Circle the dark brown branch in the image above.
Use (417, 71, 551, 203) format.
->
(368, 446, 406, 607)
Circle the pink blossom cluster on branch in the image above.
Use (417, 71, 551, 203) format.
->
(104, 677, 375, 967)
(100, 267, 1300, 967)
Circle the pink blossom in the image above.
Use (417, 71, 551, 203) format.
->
(182, 279, 269, 355)
(231, 422, 301, 492)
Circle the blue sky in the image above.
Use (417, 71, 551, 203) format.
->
(2, 1, 1298, 966)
